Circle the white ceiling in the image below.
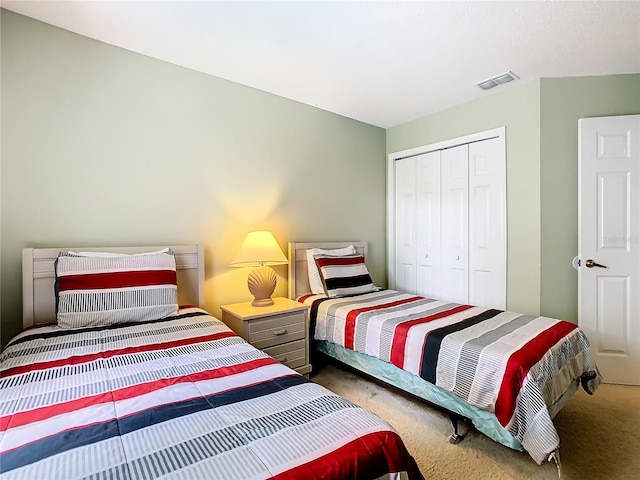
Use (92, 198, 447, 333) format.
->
(3, 1, 639, 128)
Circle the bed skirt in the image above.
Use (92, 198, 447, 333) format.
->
(316, 340, 580, 453)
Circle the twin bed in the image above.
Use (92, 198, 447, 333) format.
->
(1, 241, 602, 478)
(1, 246, 422, 480)
(288, 241, 602, 469)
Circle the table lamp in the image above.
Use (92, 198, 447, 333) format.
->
(231, 231, 288, 307)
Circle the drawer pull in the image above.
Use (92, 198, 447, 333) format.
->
(272, 329, 288, 336)
(274, 355, 287, 362)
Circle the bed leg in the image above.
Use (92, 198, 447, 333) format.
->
(548, 448, 563, 480)
(448, 414, 464, 444)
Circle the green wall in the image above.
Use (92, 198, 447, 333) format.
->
(387, 73, 640, 321)
(539, 74, 640, 321)
(0, 10, 386, 346)
(387, 81, 542, 316)
(2, 10, 638, 347)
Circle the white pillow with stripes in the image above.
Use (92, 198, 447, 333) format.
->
(306, 245, 356, 294)
(67, 248, 170, 257)
(55, 251, 179, 329)
(314, 254, 377, 298)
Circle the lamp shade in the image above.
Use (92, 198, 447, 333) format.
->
(230, 231, 288, 267)
(231, 231, 288, 307)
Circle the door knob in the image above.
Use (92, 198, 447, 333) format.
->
(585, 259, 607, 269)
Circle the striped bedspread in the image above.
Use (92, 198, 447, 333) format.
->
(299, 290, 602, 464)
(0, 307, 422, 480)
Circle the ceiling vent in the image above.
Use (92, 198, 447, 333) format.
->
(475, 71, 520, 90)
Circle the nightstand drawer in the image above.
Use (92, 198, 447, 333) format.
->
(220, 298, 311, 376)
(248, 312, 306, 349)
(264, 340, 306, 369)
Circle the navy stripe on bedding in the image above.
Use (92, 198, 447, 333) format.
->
(0, 374, 308, 473)
(420, 309, 503, 383)
(5, 311, 210, 348)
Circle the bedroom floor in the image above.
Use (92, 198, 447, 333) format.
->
(312, 362, 640, 480)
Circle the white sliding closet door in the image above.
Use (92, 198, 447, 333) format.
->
(441, 145, 469, 304)
(394, 157, 417, 293)
(388, 127, 506, 309)
(468, 138, 506, 308)
(416, 151, 442, 299)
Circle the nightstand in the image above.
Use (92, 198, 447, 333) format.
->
(220, 297, 312, 376)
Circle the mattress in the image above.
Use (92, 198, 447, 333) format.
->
(299, 290, 602, 464)
(0, 307, 422, 480)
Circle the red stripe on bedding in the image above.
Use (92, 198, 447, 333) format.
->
(314, 255, 365, 267)
(1, 331, 237, 378)
(273, 430, 419, 480)
(390, 304, 474, 368)
(344, 296, 423, 349)
(1, 356, 278, 431)
(494, 320, 578, 426)
(298, 294, 315, 303)
(57, 270, 177, 291)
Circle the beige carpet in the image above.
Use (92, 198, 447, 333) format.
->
(312, 363, 640, 480)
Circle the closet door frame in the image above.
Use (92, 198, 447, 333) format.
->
(387, 127, 506, 307)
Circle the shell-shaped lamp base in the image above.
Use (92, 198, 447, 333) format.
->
(247, 265, 277, 307)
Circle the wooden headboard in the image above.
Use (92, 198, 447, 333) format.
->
(22, 245, 205, 328)
(287, 241, 367, 299)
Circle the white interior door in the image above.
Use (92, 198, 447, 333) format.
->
(468, 138, 507, 309)
(579, 114, 640, 386)
(395, 157, 417, 294)
(441, 144, 469, 304)
(416, 151, 442, 299)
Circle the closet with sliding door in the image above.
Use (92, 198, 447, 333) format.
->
(387, 127, 507, 309)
